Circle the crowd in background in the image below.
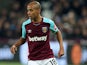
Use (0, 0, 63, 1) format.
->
(0, 0, 87, 41)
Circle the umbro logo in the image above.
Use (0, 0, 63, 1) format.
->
(28, 29, 32, 33)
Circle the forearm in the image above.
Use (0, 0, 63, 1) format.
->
(13, 37, 26, 47)
(56, 30, 64, 49)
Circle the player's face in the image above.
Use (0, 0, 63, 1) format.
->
(27, 4, 39, 19)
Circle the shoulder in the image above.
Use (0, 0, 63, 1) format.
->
(22, 19, 31, 26)
(43, 17, 54, 24)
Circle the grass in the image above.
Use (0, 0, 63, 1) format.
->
(0, 61, 87, 65)
(0, 61, 21, 65)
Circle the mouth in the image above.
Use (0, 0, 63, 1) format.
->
(28, 15, 31, 17)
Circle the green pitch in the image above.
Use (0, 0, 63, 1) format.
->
(0, 61, 86, 65)
(0, 62, 21, 65)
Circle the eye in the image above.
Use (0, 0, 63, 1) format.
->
(27, 9, 33, 12)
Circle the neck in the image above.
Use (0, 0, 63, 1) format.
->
(32, 15, 42, 23)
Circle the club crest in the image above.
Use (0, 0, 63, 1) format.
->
(42, 27, 47, 33)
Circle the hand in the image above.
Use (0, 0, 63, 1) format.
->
(10, 45, 17, 54)
(58, 48, 64, 58)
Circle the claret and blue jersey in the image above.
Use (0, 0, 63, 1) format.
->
(21, 17, 59, 60)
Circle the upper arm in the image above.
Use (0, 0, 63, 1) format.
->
(21, 23, 26, 39)
(49, 20, 59, 33)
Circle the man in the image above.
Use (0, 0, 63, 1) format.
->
(10, 1, 64, 65)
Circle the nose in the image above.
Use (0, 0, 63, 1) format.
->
(27, 11, 31, 17)
(27, 11, 30, 15)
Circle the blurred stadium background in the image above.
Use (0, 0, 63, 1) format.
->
(0, 0, 87, 65)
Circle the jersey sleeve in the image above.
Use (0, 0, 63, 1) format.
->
(21, 23, 26, 39)
(49, 20, 59, 33)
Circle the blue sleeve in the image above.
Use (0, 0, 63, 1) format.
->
(49, 20, 59, 33)
(21, 23, 26, 39)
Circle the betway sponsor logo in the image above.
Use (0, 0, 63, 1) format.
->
(28, 35, 47, 42)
